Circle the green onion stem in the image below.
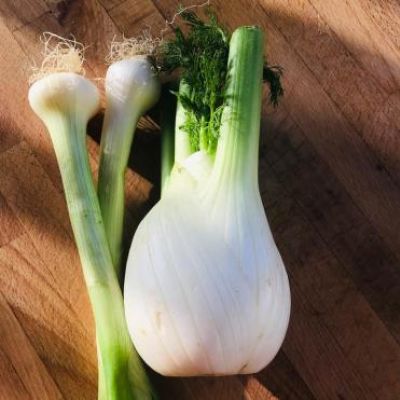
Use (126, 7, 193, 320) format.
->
(97, 108, 141, 279)
(49, 115, 155, 400)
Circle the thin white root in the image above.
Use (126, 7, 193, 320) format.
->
(160, 0, 211, 37)
(29, 32, 85, 85)
(106, 30, 162, 64)
(107, 1, 212, 64)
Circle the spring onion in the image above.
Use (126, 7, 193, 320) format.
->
(98, 39, 161, 278)
(28, 36, 155, 399)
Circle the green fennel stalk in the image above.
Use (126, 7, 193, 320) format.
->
(162, 10, 229, 157)
(160, 83, 177, 192)
(161, 10, 283, 163)
(211, 26, 264, 189)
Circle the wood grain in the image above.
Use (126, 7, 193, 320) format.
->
(0, 290, 63, 399)
(0, 0, 400, 399)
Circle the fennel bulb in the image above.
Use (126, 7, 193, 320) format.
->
(124, 25, 291, 376)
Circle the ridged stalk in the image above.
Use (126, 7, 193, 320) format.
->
(174, 80, 193, 163)
(211, 26, 264, 190)
(160, 84, 177, 193)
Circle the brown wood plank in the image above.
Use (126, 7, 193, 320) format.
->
(97, 0, 126, 12)
(242, 377, 278, 400)
(0, 117, 23, 155)
(244, 352, 316, 400)
(0, 0, 48, 32)
(0, 192, 24, 246)
(258, 144, 400, 399)
(156, 375, 257, 400)
(0, 16, 66, 188)
(258, 0, 400, 188)
(0, 290, 63, 399)
(0, 142, 98, 398)
(0, 346, 31, 400)
(308, 0, 400, 91)
(106, 0, 166, 36)
(264, 107, 400, 344)
(268, 192, 400, 399)
(1, 0, 400, 399)
(363, 0, 400, 54)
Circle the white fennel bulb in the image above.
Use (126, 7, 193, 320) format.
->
(124, 26, 291, 376)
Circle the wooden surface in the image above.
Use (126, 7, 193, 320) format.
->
(0, 0, 400, 399)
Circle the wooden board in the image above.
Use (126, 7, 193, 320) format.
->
(0, 0, 400, 399)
